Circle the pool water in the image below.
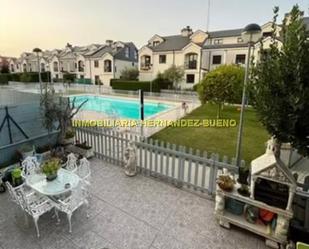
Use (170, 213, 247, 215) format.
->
(71, 95, 171, 119)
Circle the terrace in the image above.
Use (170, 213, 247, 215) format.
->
(0, 158, 266, 249)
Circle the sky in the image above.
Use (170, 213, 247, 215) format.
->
(1, 0, 308, 57)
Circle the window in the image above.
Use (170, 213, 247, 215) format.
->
(95, 75, 101, 85)
(134, 50, 138, 60)
(53, 62, 59, 72)
(10, 65, 14, 72)
(185, 53, 198, 69)
(159, 55, 166, 64)
(94, 60, 99, 68)
(140, 55, 151, 70)
(78, 60, 84, 72)
(212, 55, 222, 65)
(186, 74, 195, 84)
(40, 63, 45, 72)
(153, 41, 160, 47)
(235, 54, 246, 64)
(125, 47, 130, 58)
(104, 59, 112, 72)
(23, 63, 27, 72)
(75, 63, 77, 69)
(214, 39, 223, 45)
(237, 37, 243, 43)
(29, 63, 32, 72)
(80, 75, 84, 79)
(263, 32, 272, 37)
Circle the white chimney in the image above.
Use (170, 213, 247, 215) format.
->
(181, 26, 193, 37)
(106, 40, 113, 46)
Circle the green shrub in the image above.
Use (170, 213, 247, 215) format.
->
(152, 73, 173, 90)
(120, 67, 139, 80)
(0, 72, 51, 84)
(111, 80, 160, 92)
(63, 73, 76, 83)
(0, 74, 10, 84)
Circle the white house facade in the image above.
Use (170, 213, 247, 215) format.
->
(84, 41, 138, 86)
(8, 41, 138, 86)
(139, 26, 207, 89)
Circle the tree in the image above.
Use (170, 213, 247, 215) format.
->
(0, 64, 9, 74)
(120, 67, 139, 80)
(152, 72, 173, 90)
(252, 5, 309, 157)
(197, 65, 245, 118)
(40, 85, 87, 141)
(162, 65, 184, 89)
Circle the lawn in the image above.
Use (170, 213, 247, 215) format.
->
(151, 103, 269, 164)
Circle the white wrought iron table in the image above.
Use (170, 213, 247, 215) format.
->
(26, 168, 80, 196)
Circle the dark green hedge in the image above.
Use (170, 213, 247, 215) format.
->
(63, 73, 76, 83)
(0, 72, 51, 84)
(110, 79, 173, 92)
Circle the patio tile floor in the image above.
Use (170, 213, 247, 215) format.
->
(0, 158, 268, 249)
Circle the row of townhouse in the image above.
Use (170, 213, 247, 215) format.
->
(9, 41, 138, 86)
(139, 15, 309, 89)
(8, 15, 309, 88)
(138, 23, 281, 89)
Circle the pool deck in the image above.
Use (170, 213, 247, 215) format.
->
(0, 158, 268, 249)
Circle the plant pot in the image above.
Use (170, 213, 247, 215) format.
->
(46, 173, 58, 181)
(12, 177, 23, 187)
(237, 185, 250, 197)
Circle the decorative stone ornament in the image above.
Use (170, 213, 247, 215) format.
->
(124, 142, 137, 177)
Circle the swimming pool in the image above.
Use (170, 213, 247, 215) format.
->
(71, 95, 172, 119)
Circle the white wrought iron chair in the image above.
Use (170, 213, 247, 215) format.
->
(77, 157, 91, 200)
(21, 156, 40, 178)
(54, 183, 89, 233)
(77, 157, 91, 185)
(65, 153, 78, 172)
(6, 181, 58, 237)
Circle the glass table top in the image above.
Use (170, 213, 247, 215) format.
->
(26, 168, 80, 196)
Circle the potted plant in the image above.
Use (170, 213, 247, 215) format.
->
(19, 143, 34, 159)
(35, 144, 52, 162)
(11, 168, 23, 187)
(61, 129, 76, 145)
(41, 158, 61, 181)
(72, 141, 94, 158)
(217, 175, 235, 192)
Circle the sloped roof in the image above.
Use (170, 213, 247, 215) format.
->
(86, 42, 138, 62)
(151, 35, 191, 52)
(208, 28, 243, 38)
(86, 45, 113, 58)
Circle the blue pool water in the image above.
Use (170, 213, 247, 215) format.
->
(71, 95, 171, 119)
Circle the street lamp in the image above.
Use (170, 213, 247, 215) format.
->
(33, 47, 42, 93)
(235, 24, 262, 167)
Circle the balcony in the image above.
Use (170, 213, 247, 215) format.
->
(185, 60, 197, 70)
(140, 63, 152, 71)
(0, 157, 266, 249)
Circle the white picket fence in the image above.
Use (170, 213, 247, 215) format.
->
(75, 127, 240, 195)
